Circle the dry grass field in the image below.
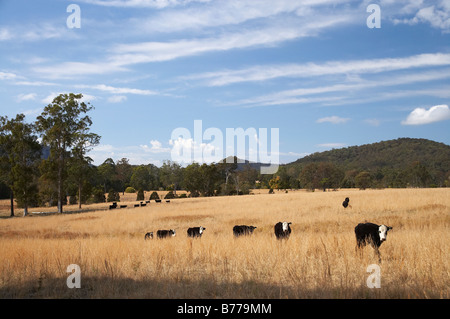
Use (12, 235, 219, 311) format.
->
(0, 188, 448, 299)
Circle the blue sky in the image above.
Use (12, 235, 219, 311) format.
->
(1, 0, 449, 168)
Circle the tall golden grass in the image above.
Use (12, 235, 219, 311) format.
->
(0, 188, 448, 298)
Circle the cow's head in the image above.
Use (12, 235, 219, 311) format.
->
(199, 226, 205, 234)
(282, 222, 292, 231)
(249, 226, 257, 233)
(378, 225, 392, 242)
(170, 229, 176, 236)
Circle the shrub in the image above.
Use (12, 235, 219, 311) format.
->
(91, 187, 106, 203)
(107, 189, 120, 202)
(136, 189, 144, 201)
(164, 191, 176, 199)
(125, 187, 136, 193)
(149, 191, 160, 200)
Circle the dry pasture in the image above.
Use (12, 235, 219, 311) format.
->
(0, 188, 449, 298)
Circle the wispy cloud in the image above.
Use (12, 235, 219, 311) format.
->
(16, 93, 37, 102)
(78, 84, 159, 96)
(81, 0, 211, 9)
(316, 116, 350, 124)
(182, 53, 450, 86)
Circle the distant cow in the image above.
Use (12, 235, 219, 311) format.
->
(274, 221, 292, 240)
(233, 225, 257, 237)
(342, 197, 350, 208)
(187, 226, 206, 238)
(157, 229, 176, 239)
(355, 222, 392, 261)
(155, 199, 162, 203)
(144, 232, 153, 240)
(109, 202, 117, 210)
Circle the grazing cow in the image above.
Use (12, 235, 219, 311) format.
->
(155, 199, 162, 203)
(134, 204, 140, 207)
(355, 222, 392, 261)
(187, 226, 206, 238)
(233, 225, 257, 237)
(119, 205, 127, 208)
(274, 221, 292, 240)
(157, 229, 176, 239)
(144, 232, 153, 240)
(109, 202, 117, 210)
(342, 197, 350, 208)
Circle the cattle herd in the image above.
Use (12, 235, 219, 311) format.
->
(143, 196, 393, 261)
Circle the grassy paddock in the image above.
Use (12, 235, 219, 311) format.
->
(0, 188, 448, 298)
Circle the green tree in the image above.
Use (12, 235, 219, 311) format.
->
(98, 158, 117, 193)
(136, 189, 144, 201)
(130, 165, 151, 191)
(35, 93, 99, 213)
(159, 160, 183, 194)
(0, 114, 42, 216)
(115, 158, 132, 193)
(355, 171, 372, 190)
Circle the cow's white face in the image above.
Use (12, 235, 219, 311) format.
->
(378, 225, 391, 242)
(171, 229, 176, 236)
(282, 222, 289, 231)
(199, 227, 205, 234)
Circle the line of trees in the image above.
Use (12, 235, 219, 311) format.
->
(1, 94, 99, 216)
(1, 94, 448, 217)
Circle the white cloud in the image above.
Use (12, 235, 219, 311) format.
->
(87, 84, 158, 95)
(316, 116, 350, 124)
(393, 2, 450, 32)
(364, 118, 381, 127)
(41, 93, 97, 104)
(0, 28, 12, 41)
(0, 71, 17, 80)
(401, 104, 450, 125)
(16, 93, 37, 102)
(107, 95, 127, 103)
(33, 62, 127, 79)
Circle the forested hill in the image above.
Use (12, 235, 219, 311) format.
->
(276, 138, 450, 189)
(290, 138, 450, 172)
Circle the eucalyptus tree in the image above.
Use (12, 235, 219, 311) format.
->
(35, 93, 100, 213)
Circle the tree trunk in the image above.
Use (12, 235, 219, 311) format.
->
(23, 205, 28, 217)
(78, 183, 82, 209)
(10, 189, 14, 217)
(58, 157, 63, 214)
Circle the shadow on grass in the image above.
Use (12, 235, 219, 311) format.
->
(0, 274, 433, 299)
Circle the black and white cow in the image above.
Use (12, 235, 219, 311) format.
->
(144, 232, 153, 240)
(187, 226, 206, 238)
(233, 225, 257, 237)
(342, 197, 350, 208)
(355, 222, 392, 261)
(274, 221, 292, 240)
(157, 229, 176, 239)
